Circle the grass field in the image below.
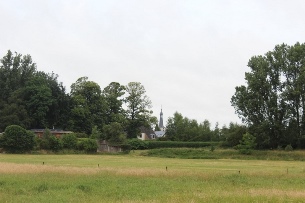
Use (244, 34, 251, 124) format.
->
(1, 152, 305, 202)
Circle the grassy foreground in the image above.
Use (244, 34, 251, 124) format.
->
(1, 153, 305, 202)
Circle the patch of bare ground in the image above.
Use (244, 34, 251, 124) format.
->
(249, 189, 305, 198)
(0, 162, 223, 179)
(0, 162, 101, 175)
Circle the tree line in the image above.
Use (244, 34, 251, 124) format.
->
(163, 112, 247, 147)
(0, 50, 156, 141)
(2, 42, 305, 150)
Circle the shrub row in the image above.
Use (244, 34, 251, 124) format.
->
(147, 141, 218, 149)
(37, 133, 98, 153)
(127, 139, 218, 150)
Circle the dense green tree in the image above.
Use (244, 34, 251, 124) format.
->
(166, 112, 213, 141)
(23, 75, 53, 128)
(0, 51, 36, 131)
(103, 122, 127, 145)
(1, 125, 35, 153)
(212, 122, 223, 142)
(90, 125, 103, 139)
(232, 42, 305, 148)
(282, 43, 305, 143)
(0, 51, 36, 102)
(77, 138, 97, 153)
(164, 112, 184, 141)
(102, 82, 126, 124)
(235, 133, 256, 154)
(39, 128, 52, 149)
(69, 77, 106, 134)
(62, 134, 77, 149)
(40, 72, 71, 129)
(48, 135, 63, 151)
(197, 120, 213, 141)
(124, 82, 153, 138)
(221, 123, 247, 147)
(0, 51, 70, 131)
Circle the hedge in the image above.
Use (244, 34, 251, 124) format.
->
(77, 138, 98, 153)
(129, 140, 218, 149)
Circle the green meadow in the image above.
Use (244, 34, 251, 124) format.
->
(1, 152, 305, 202)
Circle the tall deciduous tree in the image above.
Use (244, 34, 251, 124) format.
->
(124, 82, 152, 138)
(69, 77, 106, 134)
(232, 42, 305, 148)
(102, 82, 126, 124)
(0, 51, 70, 131)
(103, 122, 126, 145)
(166, 112, 213, 141)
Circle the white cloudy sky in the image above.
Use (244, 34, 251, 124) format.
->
(1, 0, 305, 128)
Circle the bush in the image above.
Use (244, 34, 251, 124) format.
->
(62, 134, 77, 149)
(39, 139, 50, 150)
(48, 136, 63, 151)
(38, 129, 52, 150)
(77, 138, 97, 153)
(73, 132, 89, 138)
(128, 139, 148, 150)
(120, 144, 131, 153)
(235, 133, 256, 155)
(1, 125, 35, 153)
(285, 144, 293, 151)
(146, 141, 217, 149)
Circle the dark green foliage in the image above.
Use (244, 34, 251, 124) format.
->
(102, 82, 126, 124)
(144, 148, 305, 161)
(77, 138, 97, 153)
(145, 141, 217, 149)
(285, 144, 293, 151)
(73, 133, 89, 138)
(221, 123, 247, 147)
(232, 42, 305, 148)
(298, 138, 305, 149)
(125, 82, 153, 139)
(0, 51, 70, 131)
(144, 148, 211, 159)
(127, 139, 148, 150)
(38, 128, 51, 149)
(90, 126, 102, 139)
(1, 125, 35, 153)
(62, 134, 77, 149)
(119, 144, 131, 153)
(48, 136, 63, 151)
(235, 133, 256, 155)
(166, 112, 216, 141)
(39, 139, 50, 150)
(103, 122, 126, 145)
(69, 77, 106, 135)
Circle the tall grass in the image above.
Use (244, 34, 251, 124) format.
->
(143, 148, 305, 161)
(1, 154, 305, 202)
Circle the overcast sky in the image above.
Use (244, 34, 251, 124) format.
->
(1, 0, 305, 128)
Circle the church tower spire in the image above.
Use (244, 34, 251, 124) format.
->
(159, 107, 164, 130)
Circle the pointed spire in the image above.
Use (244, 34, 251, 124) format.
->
(159, 106, 164, 129)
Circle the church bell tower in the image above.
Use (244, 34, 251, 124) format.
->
(159, 108, 165, 131)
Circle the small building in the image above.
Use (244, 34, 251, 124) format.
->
(31, 129, 73, 138)
(97, 140, 123, 153)
(155, 131, 166, 138)
(138, 126, 156, 140)
(138, 108, 167, 140)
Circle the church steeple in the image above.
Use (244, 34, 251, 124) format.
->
(159, 107, 164, 130)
